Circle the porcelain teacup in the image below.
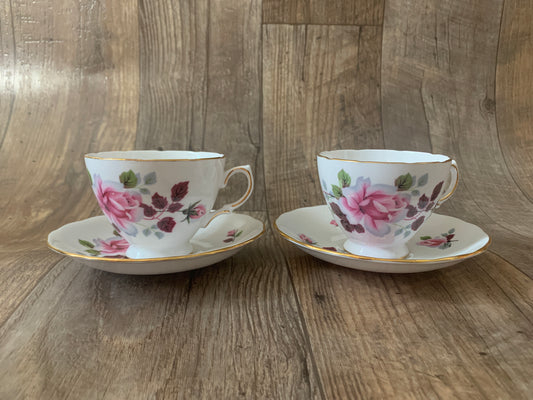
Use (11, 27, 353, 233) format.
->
(85, 150, 254, 259)
(317, 149, 458, 259)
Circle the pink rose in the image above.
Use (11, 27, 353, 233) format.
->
(94, 237, 130, 256)
(339, 177, 410, 236)
(417, 237, 447, 247)
(190, 204, 206, 219)
(94, 176, 143, 235)
(227, 229, 237, 236)
(298, 234, 315, 244)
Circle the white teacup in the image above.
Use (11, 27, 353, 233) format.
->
(317, 149, 458, 259)
(85, 150, 254, 259)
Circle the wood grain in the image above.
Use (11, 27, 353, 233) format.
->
(263, 0, 384, 26)
(137, 0, 264, 211)
(381, 0, 533, 277)
(0, 214, 321, 399)
(263, 24, 383, 216)
(496, 0, 533, 202)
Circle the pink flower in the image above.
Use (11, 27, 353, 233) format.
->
(227, 229, 237, 236)
(417, 237, 447, 247)
(94, 237, 130, 256)
(339, 177, 410, 236)
(330, 219, 338, 226)
(299, 234, 315, 244)
(191, 204, 206, 219)
(94, 176, 143, 235)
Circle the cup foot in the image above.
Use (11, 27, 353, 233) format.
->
(343, 240, 409, 259)
(125, 243, 193, 259)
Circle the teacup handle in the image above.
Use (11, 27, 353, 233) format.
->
(435, 160, 459, 208)
(202, 165, 254, 227)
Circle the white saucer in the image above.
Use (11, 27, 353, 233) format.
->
(275, 206, 490, 273)
(48, 213, 265, 275)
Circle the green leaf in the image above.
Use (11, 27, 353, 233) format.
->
(235, 230, 243, 237)
(79, 239, 94, 248)
(119, 170, 138, 188)
(86, 249, 100, 256)
(332, 185, 343, 199)
(140, 187, 150, 195)
(155, 232, 164, 239)
(420, 236, 432, 240)
(144, 172, 157, 185)
(448, 228, 455, 234)
(403, 231, 411, 238)
(337, 169, 351, 188)
(417, 173, 429, 187)
(394, 173, 413, 191)
(441, 233, 448, 237)
(411, 190, 420, 196)
(394, 229, 403, 236)
(87, 169, 93, 185)
(112, 230, 121, 237)
(142, 228, 152, 237)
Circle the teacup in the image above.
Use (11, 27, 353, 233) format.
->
(85, 150, 254, 259)
(317, 149, 458, 259)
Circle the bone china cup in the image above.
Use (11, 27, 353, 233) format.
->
(317, 149, 458, 259)
(85, 150, 254, 259)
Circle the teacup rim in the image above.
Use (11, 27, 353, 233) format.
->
(318, 149, 452, 164)
(85, 150, 225, 162)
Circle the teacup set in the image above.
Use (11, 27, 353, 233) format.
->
(48, 149, 490, 274)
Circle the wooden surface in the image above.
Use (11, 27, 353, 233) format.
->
(0, 0, 532, 398)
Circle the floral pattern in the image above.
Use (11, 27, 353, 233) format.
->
(92, 170, 207, 239)
(417, 228, 456, 249)
(224, 229, 243, 243)
(79, 232, 129, 258)
(298, 233, 338, 251)
(323, 169, 444, 239)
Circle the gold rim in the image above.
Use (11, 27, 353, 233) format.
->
(224, 167, 253, 208)
(317, 151, 452, 165)
(85, 152, 225, 162)
(437, 162, 459, 204)
(48, 221, 265, 263)
(273, 220, 491, 264)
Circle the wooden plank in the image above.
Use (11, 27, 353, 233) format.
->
(137, 0, 264, 211)
(0, 0, 139, 253)
(0, 213, 321, 399)
(0, 0, 16, 147)
(381, 0, 533, 277)
(284, 248, 533, 398)
(262, 0, 384, 25)
(496, 0, 533, 202)
(263, 24, 383, 217)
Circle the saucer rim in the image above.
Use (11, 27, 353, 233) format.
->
(274, 206, 491, 264)
(48, 214, 265, 263)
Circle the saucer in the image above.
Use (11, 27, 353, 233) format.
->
(275, 206, 490, 273)
(48, 213, 265, 275)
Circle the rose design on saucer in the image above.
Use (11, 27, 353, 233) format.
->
(79, 233, 130, 258)
(323, 169, 444, 239)
(417, 228, 457, 249)
(92, 170, 207, 239)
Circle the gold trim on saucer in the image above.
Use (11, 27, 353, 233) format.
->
(273, 220, 491, 264)
(48, 222, 265, 263)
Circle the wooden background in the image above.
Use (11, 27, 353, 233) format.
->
(1, 0, 532, 398)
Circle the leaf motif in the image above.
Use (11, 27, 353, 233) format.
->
(411, 190, 420, 196)
(394, 229, 404, 236)
(152, 192, 168, 209)
(403, 231, 411, 238)
(155, 232, 164, 239)
(142, 228, 152, 236)
(79, 239, 94, 248)
(431, 181, 444, 201)
(171, 181, 189, 202)
(448, 228, 455, 234)
(119, 170, 138, 188)
(332, 185, 343, 199)
(417, 173, 429, 187)
(86, 249, 100, 256)
(394, 173, 413, 191)
(235, 230, 243, 237)
(144, 172, 157, 185)
(337, 169, 351, 188)
(112, 230, 121, 237)
(140, 188, 150, 195)
(87, 169, 93, 185)
(420, 236, 432, 240)
(168, 202, 183, 213)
